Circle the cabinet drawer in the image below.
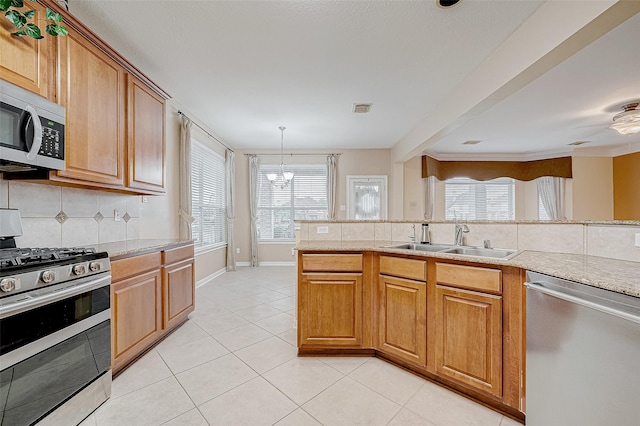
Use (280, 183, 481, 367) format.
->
(380, 256, 426, 282)
(435, 263, 501, 293)
(162, 244, 194, 265)
(111, 252, 161, 281)
(302, 254, 363, 272)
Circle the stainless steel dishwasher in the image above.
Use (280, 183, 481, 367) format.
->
(525, 271, 640, 426)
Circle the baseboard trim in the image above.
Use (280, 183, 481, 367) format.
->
(259, 261, 296, 267)
(235, 261, 251, 267)
(195, 267, 226, 288)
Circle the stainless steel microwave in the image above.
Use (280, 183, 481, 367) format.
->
(0, 79, 65, 172)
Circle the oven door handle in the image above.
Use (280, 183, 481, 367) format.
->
(0, 274, 111, 319)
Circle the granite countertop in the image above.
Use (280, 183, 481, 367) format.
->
(90, 239, 193, 259)
(296, 219, 640, 226)
(296, 240, 640, 298)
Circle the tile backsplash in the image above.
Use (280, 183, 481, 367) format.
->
(1, 179, 140, 248)
(299, 220, 640, 263)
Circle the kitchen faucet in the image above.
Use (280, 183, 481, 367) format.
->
(453, 214, 469, 246)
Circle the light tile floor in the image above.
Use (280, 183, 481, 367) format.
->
(82, 266, 522, 426)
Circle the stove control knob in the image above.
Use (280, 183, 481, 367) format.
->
(41, 270, 56, 283)
(0, 278, 17, 293)
(73, 264, 87, 275)
(89, 262, 101, 272)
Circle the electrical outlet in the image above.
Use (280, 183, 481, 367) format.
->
(291, 248, 295, 256)
(114, 209, 121, 222)
(236, 247, 240, 254)
(141, 196, 148, 203)
(317, 226, 329, 234)
(635, 233, 640, 247)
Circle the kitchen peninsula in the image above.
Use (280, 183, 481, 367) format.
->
(295, 220, 640, 422)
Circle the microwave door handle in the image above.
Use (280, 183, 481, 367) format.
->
(25, 105, 43, 160)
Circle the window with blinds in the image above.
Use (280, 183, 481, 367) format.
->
(445, 177, 515, 220)
(257, 164, 328, 240)
(191, 140, 226, 248)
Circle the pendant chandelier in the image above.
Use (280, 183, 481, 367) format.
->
(266, 126, 294, 189)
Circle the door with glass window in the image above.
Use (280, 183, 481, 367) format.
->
(347, 175, 388, 220)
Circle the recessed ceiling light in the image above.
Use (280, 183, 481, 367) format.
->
(437, 0, 462, 8)
(352, 103, 372, 113)
(568, 141, 591, 146)
(463, 140, 481, 145)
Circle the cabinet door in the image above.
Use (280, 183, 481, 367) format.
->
(111, 269, 162, 372)
(127, 74, 166, 193)
(435, 285, 502, 397)
(56, 27, 125, 187)
(162, 258, 195, 330)
(376, 275, 426, 365)
(298, 273, 362, 347)
(0, 1, 53, 99)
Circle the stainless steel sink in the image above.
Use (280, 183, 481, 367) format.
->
(384, 243, 454, 252)
(384, 243, 518, 259)
(441, 247, 518, 259)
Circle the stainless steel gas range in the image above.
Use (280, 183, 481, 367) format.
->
(0, 210, 112, 426)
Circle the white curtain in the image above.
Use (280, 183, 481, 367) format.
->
(249, 155, 260, 267)
(178, 115, 195, 240)
(537, 176, 566, 220)
(326, 154, 338, 219)
(423, 176, 435, 220)
(225, 150, 236, 271)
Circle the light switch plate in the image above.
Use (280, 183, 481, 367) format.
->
(635, 233, 640, 247)
(317, 226, 329, 234)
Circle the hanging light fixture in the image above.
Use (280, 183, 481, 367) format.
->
(610, 102, 640, 135)
(266, 126, 294, 189)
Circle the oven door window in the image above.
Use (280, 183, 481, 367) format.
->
(0, 285, 110, 356)
(0, 320, 110, 426)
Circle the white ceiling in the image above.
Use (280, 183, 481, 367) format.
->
(66, 0, 640, 159)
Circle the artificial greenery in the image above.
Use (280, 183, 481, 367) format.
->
(0, 0, 67, 39)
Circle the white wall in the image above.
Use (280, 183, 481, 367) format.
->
(233, 148, 393, 264)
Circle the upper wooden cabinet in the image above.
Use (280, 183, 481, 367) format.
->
(0, 1, 54, 99)
(55, 26, 126, 187)
(2, 0, 169, 195)
(126, 74, 166, 193)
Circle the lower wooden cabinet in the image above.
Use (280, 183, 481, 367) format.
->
(298, 273, 362, 347)
(162, 246, 195, 330)
(434, 285, 503, 398)
(376, 274, 426, 365)
(111, 243, 194, 374)
(112, 267, 162, 371)
(296, 249, 524, 419)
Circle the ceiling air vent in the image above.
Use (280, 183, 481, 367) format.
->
(568, 141, 591, 146)
(352, 103, 372, 114)
(463, 140, 481, 145)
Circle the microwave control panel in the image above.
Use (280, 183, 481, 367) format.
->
(38, 119, 65, 160)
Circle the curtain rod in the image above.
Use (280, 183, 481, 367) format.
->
(177, 110, 234, 153)
(244, 153, 342, 156)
